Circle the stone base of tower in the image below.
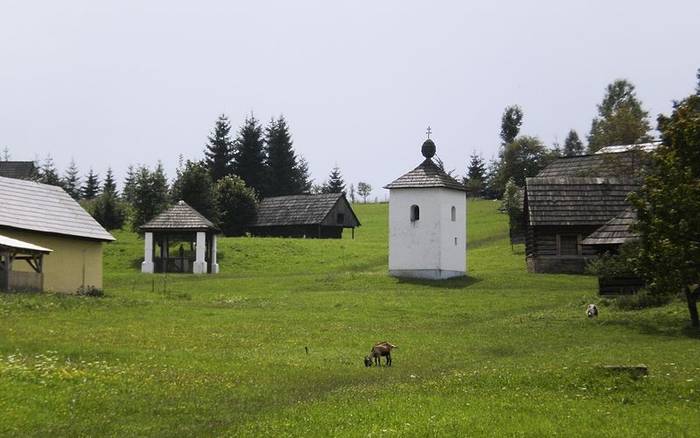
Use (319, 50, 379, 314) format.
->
(389, 269, 465, 280)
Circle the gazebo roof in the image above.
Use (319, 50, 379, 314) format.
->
(140, 201, 220, 233)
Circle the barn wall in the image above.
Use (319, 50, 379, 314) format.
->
(525, 225, 599, 274)
(0, 229, 104, 293)
(320, 199, 359, 227)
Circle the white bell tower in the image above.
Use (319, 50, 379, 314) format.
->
(385, 131, 467, 280)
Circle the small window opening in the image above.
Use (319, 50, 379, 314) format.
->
(559, 235, 579, 256)
(410, 205, 420, 222)
(451, 206, 456, 221)
(454, 237, 458, 246)
(336, 213, 345, 224)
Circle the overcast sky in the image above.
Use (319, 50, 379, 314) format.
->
(1, 1, 698, 198)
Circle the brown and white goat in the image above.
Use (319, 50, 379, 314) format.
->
(365, 341, 397, 367)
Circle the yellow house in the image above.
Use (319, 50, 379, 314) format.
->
(0, 176, 114, 293)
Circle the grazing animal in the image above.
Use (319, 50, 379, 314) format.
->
(365, 341, 397, 367)
(587, 304, 599, 318)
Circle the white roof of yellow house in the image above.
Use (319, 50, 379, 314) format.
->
(0, 234, 53, 254)
(0, 176, 115, 241)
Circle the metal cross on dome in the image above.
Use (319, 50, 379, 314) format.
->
(426, 126, 432, 139)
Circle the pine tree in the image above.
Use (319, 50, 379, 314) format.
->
(171, 160, 217, 220)
(204, 114, 235, 182)
(103, 167, 118, 197)
(563, 130, 584, 156)
(62, 159, 81, 200)
(233, 114, 267, 195)
(82, 168, 101, 200)
(324, 166, 345, 194)
(93, 192, 126, 230)
(587, 79, 652, 153)
(264, 116, 304, 196)
(293, 156, 312, 193)
(132, 163, 170, 229)
(122, 165, 137, 203)
(39, 155, 61, 186)
(464, 152, 486, 197)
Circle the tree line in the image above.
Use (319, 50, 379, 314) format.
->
(24, 114, 358, 235)
(462, 78, 653, 199)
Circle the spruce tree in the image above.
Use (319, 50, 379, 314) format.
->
(82, 168, 101, 200)
(324, 166, 345, 193)
(103, 167, 118, 197)
(132, 163, 170, 229)
(464, 152, 486, 197)
(292, 157, 312, 193)
(264, 116, 301, 196)
(563, 130, 584, 156)
(62, 159, 81, 200)
(587, 79, 652, 153)
(122, 165, 137, 203)
(204, 114, 235, 182)
(233, 114, 267, 195)
(39, 155, 61, 186)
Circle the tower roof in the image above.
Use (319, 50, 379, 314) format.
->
(384, 158, 466, 191)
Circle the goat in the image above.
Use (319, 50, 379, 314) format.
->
(587, 304, 599, 318)
(365, 341, 397, 367)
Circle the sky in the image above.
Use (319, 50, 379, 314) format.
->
(1, 1, 699, 199)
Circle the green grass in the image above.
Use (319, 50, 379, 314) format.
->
(1, 200, 698, 437)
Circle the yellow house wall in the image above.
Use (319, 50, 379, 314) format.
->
(1, 229, 104, 293)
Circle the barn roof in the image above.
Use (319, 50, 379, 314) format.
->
(252, 193, 360, 227)
(537, 150, 647, 178)
(525, 177, 639, 226)
(0, 176, 114, 241)
(384, 158, 466, 191)
(0, 234, 52, 254)
(0, 161, 36, 179)
(581, 208, 638, 246)
(140, 200, 219, 232)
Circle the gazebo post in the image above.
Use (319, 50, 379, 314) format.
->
(141, 232, 155, 273)
(193, 231, 207, 274)
(211, 233, 219, 274)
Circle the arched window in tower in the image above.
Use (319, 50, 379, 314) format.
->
(410, 204, 420, 222)
(451, 206, 456, 221)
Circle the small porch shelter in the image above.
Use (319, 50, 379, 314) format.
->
(140, 201, 220, 274)
(0, 234, 52, 292)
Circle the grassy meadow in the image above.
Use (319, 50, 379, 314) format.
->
(1, 200, 699, 437)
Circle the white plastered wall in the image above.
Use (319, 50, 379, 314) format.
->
(388, 187, 466, 277)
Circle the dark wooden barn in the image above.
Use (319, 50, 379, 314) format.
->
(249, 193, 360, 239)
(0, 161, 36, 180)
(523, 177, 639, 274)
(537, 150, 649, 178)
(582, 208, 644, 294)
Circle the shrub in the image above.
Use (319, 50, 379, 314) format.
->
(76, 285, 104, 297)
(585, 242, 639, 278)
(615, 289, 673, 310)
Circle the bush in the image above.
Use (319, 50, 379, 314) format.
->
(76, 285, 104, 297)
(615, 289, 673, 310)
(585, 242, 639, 278)
(215, 176, 258, 236)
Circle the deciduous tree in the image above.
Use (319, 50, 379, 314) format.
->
(587, 79, 652, 153)
(629, 91, 700, 327)
(357, 182, 372, 203)
(171, 160, 217, 220)
(215, 175, 258, 236)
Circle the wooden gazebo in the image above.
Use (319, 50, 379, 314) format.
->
(0, 234, 52, 292)
(140, 201, 220, 274)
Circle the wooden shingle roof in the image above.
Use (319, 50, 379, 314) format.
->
(0, 176, 114, 241)
(525, 177, 639, 226)
(582, 208, 638, 246)
(538, 151, 647, 178)
(0, 161, 36, 180)
(140, 201, 219, 232)
(252, 193, 359, 227)
(385, 159, 466, 191)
